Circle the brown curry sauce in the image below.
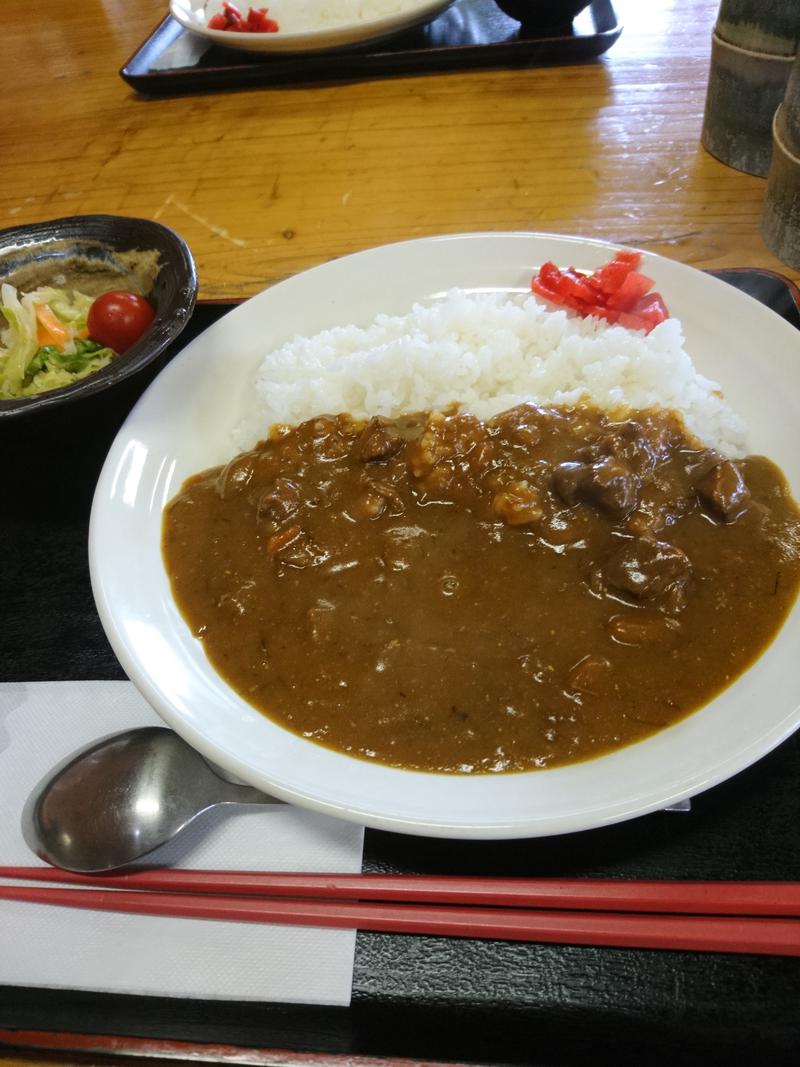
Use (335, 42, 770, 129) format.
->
(162, 404, 800, 773)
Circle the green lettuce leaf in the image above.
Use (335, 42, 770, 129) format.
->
(0, 282, 38, 393)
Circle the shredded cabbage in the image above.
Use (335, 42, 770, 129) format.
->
(0, 284, 114, 399)
(0, 283, 38, 394)
(34, 286, 93, 328)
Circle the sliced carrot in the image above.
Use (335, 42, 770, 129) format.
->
(35, 304, 71, 349)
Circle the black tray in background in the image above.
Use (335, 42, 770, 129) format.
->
(121, 0, 621, 95)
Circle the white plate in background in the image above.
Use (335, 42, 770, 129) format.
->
(169, 0, 456, 53)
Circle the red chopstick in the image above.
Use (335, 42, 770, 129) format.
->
(0, 880, 798, 956)
(1, 867, 799, 916)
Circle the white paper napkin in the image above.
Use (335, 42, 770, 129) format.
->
(150, 32, 211, 71)
(0, 681, 364, 1004)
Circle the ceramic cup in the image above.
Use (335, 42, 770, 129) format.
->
(702, 31, 796, 177)
(715, 0, 800, 56)
(775, 48, 800, 158)
(761, 105, 800, 268)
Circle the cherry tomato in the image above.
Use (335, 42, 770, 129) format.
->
(87, 291, 156, 353)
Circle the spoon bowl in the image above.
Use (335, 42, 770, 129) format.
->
(22, 727, 282, 873)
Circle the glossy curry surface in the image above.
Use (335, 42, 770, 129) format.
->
(163, 404, 800, 773)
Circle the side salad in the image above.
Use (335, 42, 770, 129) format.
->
(0, 284, 154, 400)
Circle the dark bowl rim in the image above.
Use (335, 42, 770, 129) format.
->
(0, 213, 198, 419)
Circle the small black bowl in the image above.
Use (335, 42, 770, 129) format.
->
(494, 0, 592, 27)
(0, 214, 197, 419)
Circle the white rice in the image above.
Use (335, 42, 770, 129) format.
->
(236, 290, 747, 456)
(204, 0, 425, 33)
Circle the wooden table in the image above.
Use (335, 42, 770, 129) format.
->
(4, 2, 800, 1065)
(6, 0, 797, 297)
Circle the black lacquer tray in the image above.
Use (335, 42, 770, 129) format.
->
(2, 268, 800, 1066)
(121, 0, 621, 95)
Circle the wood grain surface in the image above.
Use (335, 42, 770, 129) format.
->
(5, 0, 797, 298)
(4, 4, 800, 1065)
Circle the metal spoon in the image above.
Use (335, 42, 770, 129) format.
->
(21, 726, 283, 873)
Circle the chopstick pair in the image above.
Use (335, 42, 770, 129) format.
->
(2, 867, 799, 957)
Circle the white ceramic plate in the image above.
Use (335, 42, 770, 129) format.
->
(90, 232, 800, 840)
(169, 0, 455, 54)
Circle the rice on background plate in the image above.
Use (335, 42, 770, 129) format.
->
(204, 0, 429, 32)
(236, 290, 748, 457)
